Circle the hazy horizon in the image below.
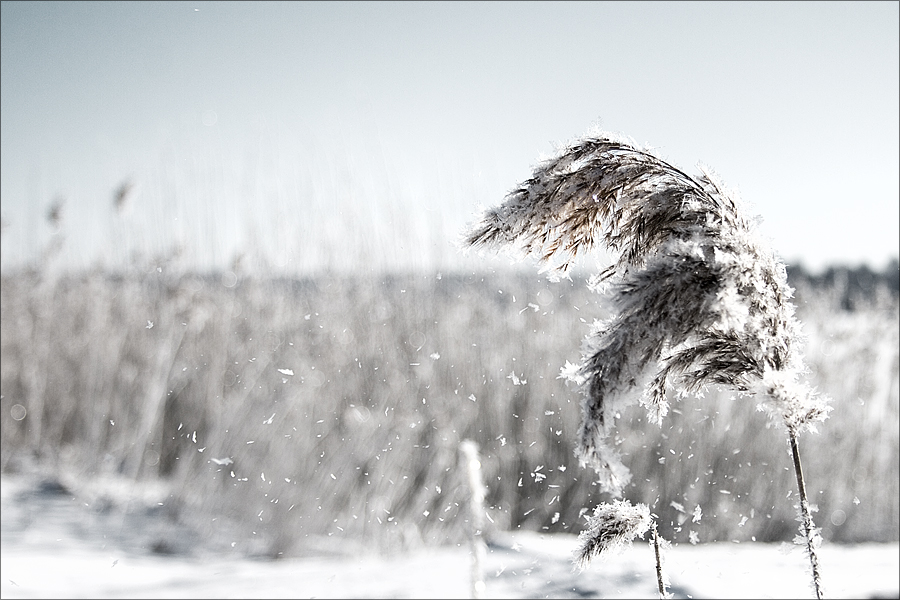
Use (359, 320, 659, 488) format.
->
(2, 1, 898, 275)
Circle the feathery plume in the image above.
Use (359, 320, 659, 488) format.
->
(464, 130, 830, 597)
(465, 132, 830, 495)
(573, 499, 651, 571)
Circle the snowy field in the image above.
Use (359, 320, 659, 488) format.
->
(1, 475, 897, 599)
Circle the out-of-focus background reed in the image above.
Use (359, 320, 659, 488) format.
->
(2, 234, 897, 556)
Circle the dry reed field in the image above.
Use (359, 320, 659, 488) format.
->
(1, 260, 897, 562)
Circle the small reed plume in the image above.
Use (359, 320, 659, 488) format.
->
(573, 499, 651, 571)
(464, 130, 830, 598)
(46, 196, 64, 230)
(113, 178, 135, 214)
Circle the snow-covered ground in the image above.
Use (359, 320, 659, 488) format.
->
(1, 475, 897, 599)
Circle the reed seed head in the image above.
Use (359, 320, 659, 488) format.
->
(573, 499, 652, 571)
(465, 131, 831, 495)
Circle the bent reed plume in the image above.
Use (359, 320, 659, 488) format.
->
(464, 131, 830, 598)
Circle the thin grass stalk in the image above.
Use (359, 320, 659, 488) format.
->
(652, 523, 667, 600)
(789, 430, 824, 599)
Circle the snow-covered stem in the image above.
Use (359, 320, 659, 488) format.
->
(652, 523, 668, 600)
(790, 430, 824, 599)
(460, 440, 487, 599)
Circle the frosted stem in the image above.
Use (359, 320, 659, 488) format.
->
(790, 430, 824, 599)
(653, 523, 667, 599)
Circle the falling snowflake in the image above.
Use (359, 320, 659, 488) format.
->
(507, 372, 527, 385)
(692, 505, 702, 523)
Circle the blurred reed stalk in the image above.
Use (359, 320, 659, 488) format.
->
(460, 439, 487, 599)
(465, 131, 831, 598)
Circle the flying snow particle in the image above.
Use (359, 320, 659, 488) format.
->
(277, 368, 294, 376)
(692, 505, 702, 523)
(507, 372, 527, 385)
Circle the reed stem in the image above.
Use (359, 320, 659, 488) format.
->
(652, 523, 667, 599)
(789, 430, 824, 599)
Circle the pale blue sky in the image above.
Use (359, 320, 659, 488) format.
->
(2, 1, 898, 274)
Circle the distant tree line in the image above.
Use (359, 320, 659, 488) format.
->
(787, 259, 899, 311)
